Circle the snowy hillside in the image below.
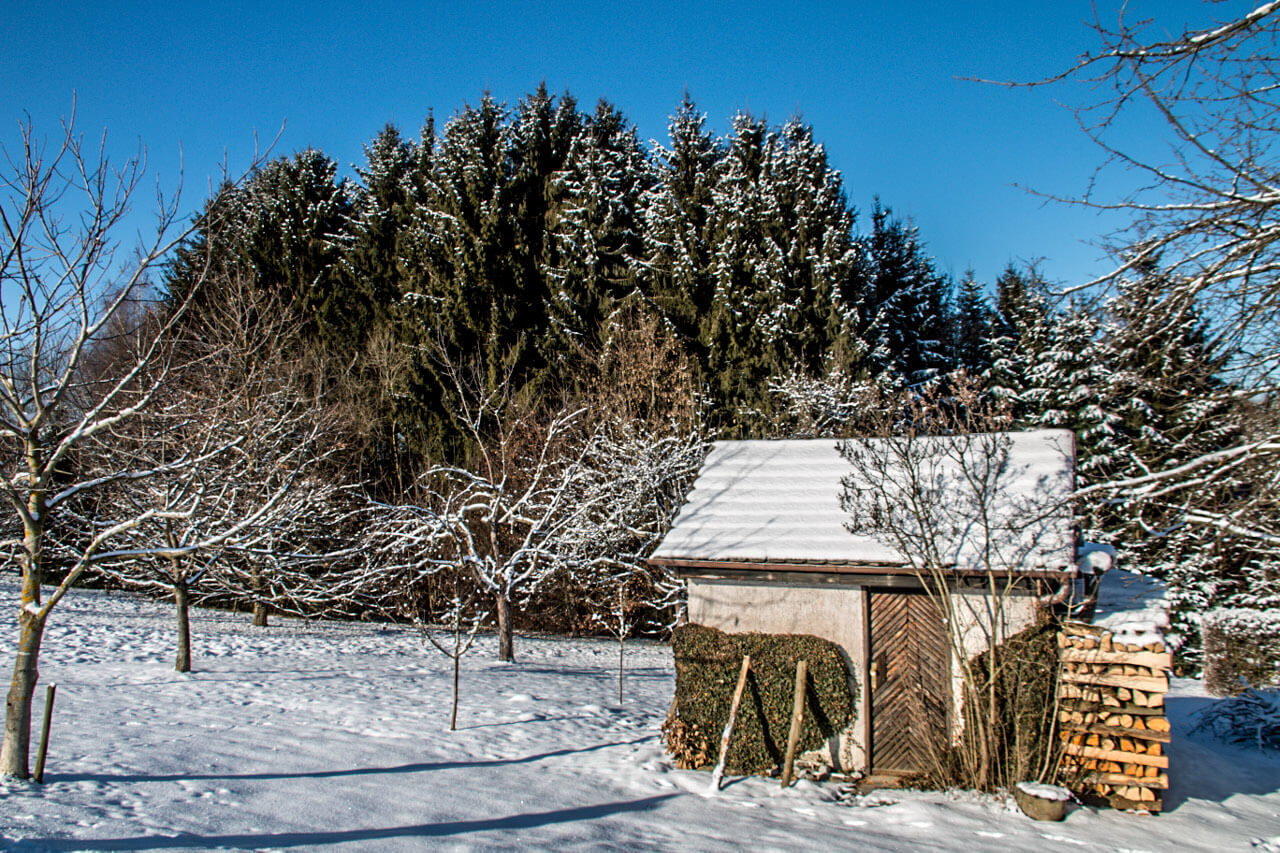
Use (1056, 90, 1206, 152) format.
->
(1, 584, 1278, 852)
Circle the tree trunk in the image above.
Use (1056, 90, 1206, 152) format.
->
(3, 506, 47, 779)
(2, 610, 46, 778)
(618, 635, 625, 705)
(496, 593, 513, 662)
(174, 576, 192, 673)
(250, 560, 269, 627)
(251, 561, 269, 627)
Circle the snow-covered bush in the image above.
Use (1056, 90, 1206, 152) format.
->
(1191, 689, 1280, 751)
(1202, 608, 1280, 696)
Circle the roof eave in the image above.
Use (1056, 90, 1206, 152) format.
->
(648, 555, 1078, 580)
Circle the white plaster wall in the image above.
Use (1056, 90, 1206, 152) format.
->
(945, 589, 1041, 739)
(686, 579, 866, 770)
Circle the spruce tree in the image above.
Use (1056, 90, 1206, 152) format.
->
(1091, 270, 1245, 662)
(949, 269, 993, 374)
(697, 114, 865, 434)
(343, 123, 419, 336)
(542, 99, 653, 391)
(861, 201, 953, 385)
(642, 94, 722, 358)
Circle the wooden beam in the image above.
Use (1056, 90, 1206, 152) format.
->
(780, 660, 807, 788)
(1061, 741, 1168, 769)
(1060, 648, 1172, 670)
(708, 655, 752, 794)
(1060, 670, 1169, 693)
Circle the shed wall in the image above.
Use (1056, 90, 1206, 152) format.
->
(686, 577, 1046, 773)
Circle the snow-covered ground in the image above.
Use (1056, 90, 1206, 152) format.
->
(1, 585, 1277, 852)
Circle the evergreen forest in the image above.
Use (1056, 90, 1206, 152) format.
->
(141, 88, 1278, 663)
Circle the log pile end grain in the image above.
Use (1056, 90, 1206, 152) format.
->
(1057, 621, 1171, 814)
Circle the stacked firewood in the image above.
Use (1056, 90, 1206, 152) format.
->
(1055, 622, 1171, 813)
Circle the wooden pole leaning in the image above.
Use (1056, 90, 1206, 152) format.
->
(780, 660, 808, 787)
(33, 683, 56, 784)
(708, 655, 752, 794)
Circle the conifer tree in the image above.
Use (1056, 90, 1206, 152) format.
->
(950, 270, 993, 374)
(642, 95, 722, 357)
(983, 264, 1053, 419)
(861, 202, 952, 385)
(542, 99, 653, 390)
(1090, 270, 1246, 660)
(344, 123, 419, 335)
(698, 114, 865, 433)
(396, 89, 585, 458)
(165, 150, 353, 349)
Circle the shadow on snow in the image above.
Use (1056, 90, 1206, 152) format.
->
(50, 736, 654, 785)
(24, 794, 680, 850)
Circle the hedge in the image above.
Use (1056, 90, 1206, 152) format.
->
(1203, 608, 1280, 696)
(961, 619, 1062, 788)
(664, 623, 855, 775)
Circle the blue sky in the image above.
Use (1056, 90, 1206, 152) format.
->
(1, 0, 1238, 290)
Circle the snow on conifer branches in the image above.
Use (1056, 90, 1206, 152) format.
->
(1010, 3, 1280, 556)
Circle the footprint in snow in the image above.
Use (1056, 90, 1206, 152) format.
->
(976, 831, 1005, 839)
(1040, 834, 1086, 846)
(506, 693, 534, 702)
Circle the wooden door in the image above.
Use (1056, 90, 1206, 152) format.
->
(868, 588, 949, 775)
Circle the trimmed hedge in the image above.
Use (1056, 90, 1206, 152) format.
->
(1203, 608, 1280, 696)
(961, 619, 1062, 788)
(664, 624, 855, 775)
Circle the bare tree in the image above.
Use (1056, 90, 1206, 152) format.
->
(0, 112, 274, 778)
(839, 377, 1073, 789)
(398, 564, 487, 731)
(767, 367, 892, 438)
(1021, 2, 1280, 550)
(571, 423, 707, 702)
(86, 271, 345, 669)
(367, 349, 601, 662)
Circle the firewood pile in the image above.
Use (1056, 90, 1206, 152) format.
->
(1056, 621, 1171, 813)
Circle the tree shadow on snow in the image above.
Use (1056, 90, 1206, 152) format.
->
(51, 736, 653, 785)
(1160, 694, 1280, 812)
(23, 794, 680, 850)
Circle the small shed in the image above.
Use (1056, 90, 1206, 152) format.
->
(650, 429, 1078, 776)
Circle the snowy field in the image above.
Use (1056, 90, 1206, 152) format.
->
(1, 584, 1278, 852)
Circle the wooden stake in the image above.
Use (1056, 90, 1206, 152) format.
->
(708, 655, 751, 794)
(33, 683, 56, 784)
(780, 660, 807, 788)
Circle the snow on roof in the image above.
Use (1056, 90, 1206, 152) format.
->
(651, 429, 1076, 571)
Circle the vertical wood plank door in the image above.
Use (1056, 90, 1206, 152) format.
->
(868, 589, 949, 775)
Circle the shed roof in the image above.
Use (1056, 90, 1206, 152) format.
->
(651, 429, 1076, 573)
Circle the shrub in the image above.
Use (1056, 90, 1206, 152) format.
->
(957, 619, 1062, 789)
(664, 624, 855, 775)
(1202, 608, 1280, 696)
(1191, 688, 1280, 750)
